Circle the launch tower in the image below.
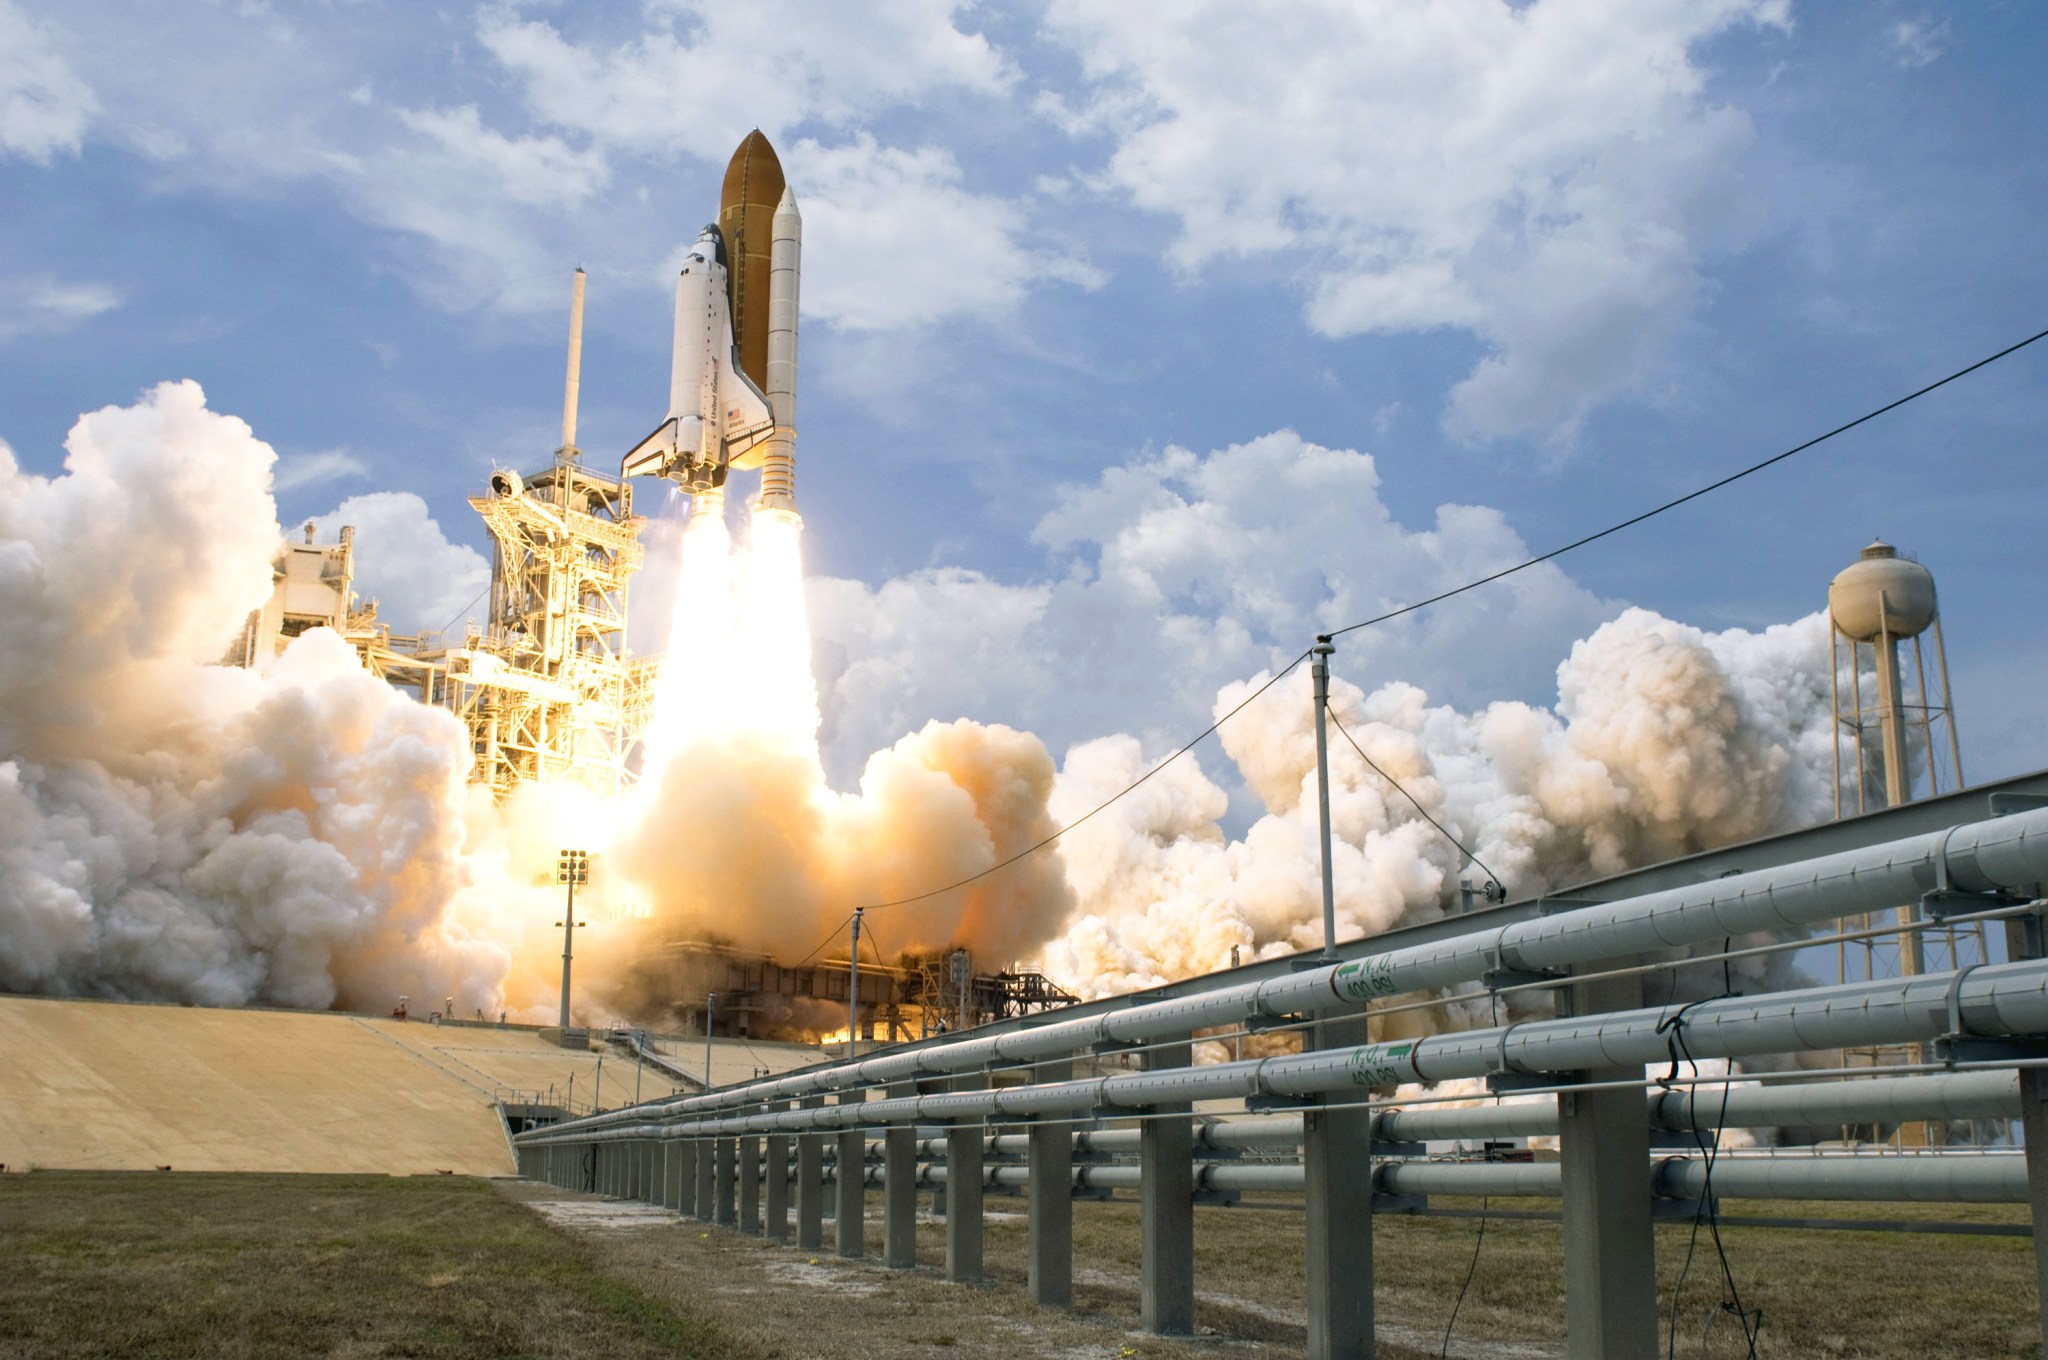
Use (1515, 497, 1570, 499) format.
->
(353, 270, 657, 800)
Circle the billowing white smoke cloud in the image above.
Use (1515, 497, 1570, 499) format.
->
(0, 387, 1840, 1039)
(1041, 606, 1833, 998)
(0, 382, 507, 1010)
(809, 430, 1614, 786)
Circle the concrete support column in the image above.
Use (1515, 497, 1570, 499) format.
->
(661, 1141, 682, 1210)
(636, 1141, 652, 1201)
(797, 1096, 826, 1250)
(1304, 1099, 1375, 1360)
(2022, 1068, 2048, 1358)
(1558, 972, 1656, 1360)
(944, 1122, 985, 1282)
(885, 1082, 919, 1268)
(1141, 1037, 1196, 1335)
(765, 1119, 792, 1241)
(836, 1125, 867, 1258)
(1028, 1057, 1074, 1307)
(676, 1139, 698, 1218)
(600, 1144, 614, 1196)
(715, 1137, 738, 1226)
(739, 1134, 762, 1233)
(694, 1138, 715, 1222)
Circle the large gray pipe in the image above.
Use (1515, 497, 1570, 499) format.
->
(520, 960, 2048, 1143)
(533, 806, 2048, 1141)
(1380, 1069, 2021, 1144)
(789, 1152, 2033, 1205)
(1381, 1153, 2029, 1204)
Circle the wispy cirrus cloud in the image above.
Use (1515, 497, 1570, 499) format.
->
(0, 272, 118, 340)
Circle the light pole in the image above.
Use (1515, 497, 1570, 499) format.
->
(705, 992, 716, 1092)
(555, 849, 589, 1032)
(847, 909, 863, 1059)
(1310, 640, 1339, 961)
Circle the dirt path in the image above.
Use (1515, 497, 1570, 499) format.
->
(497, 1179, 1551, 1360)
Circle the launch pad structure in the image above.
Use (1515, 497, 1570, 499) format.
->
(645, 941, 1079, 1046)
(229, 134, 1071, 1037)
(368, 450, 655, 802)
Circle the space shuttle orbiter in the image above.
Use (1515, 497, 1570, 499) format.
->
(621, 223, 774, 493)
(622, 131, 800, 511)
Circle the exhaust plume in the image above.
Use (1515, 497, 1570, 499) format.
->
(0, 383, 1850, 1049)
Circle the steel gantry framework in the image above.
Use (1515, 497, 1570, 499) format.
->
(354, 455, 657, 801)
(516, 770, 2048, 1359)
(453, 458, 650, 799)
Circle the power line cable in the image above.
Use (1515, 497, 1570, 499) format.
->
(793, 331, 2047, 939)
(787, 913, 856, 970)
(1325, 325, 2048, 643)
(437, 582, 491, 638)
(1327, 707, 1504, 892)
(1440, 987, 1504, 1358)
(858, 647, 1315, 912)
(1659, 940, 1761, 1360)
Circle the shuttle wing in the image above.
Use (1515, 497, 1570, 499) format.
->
(621, 418, 680, 479)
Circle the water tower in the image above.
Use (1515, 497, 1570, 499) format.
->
(1828, 539, 1963, 816)
(1828, 541, 1980, 1113)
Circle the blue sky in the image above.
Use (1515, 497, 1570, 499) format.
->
(3, 0, 2044, 792)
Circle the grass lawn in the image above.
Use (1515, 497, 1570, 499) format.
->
(4, 1172, 2037, 1359)
(0, 1172, 764, 1360)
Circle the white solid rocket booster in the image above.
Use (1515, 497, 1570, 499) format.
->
(758, 186, 801, 513)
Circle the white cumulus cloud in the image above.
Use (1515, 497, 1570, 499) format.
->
(1040, 0, 1787, 444)
(477, 0, 1012, 155)
(310, 492, 490, 635)
(809, 429, 1614, 783)
(0, 0, 96, 163)
(790, 134, 1101, 332)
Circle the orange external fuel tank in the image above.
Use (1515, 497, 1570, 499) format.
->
(718, 130, 785, 472)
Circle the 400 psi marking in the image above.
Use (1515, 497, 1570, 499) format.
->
(1333, 956, 1399, 1000)
(1347, 1042, 1414, 1088)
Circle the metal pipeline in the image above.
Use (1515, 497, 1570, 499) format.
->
(519, 960, 2048, 1144)
(606, 1149, 2031, 1206)
(528, 806, 2048, 1142)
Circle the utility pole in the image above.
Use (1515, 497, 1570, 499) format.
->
(555, 849, 589, 1031)
(951, 949, 971, 1033)
(847, 909, 863, 1059)
(705, 992, 716, 1092)
(1311, 639, 1339, 961)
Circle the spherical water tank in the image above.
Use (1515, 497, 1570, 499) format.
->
(1829, 539, 1937, 641)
